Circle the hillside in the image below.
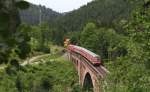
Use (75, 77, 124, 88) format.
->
(49, 0, 142, 44)
(50, 0, 137, 31)
(20, 4, 61, 25)
(0, 54, 79, 92)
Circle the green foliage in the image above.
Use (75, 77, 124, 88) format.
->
(15, 1, 30, 10)
(79, 2, 150, 92)
(0, 55, 79, 92)
(0, 0, 150, 92)
(15, 75, 24, 92)
(49, 0, 140, 45)
(29, 22, 52, 53)
(80, 23, 99, 52)
(0, 12, 9, 29)
(39, 22, 51, 48)
(16, 24, 32, 59)
(0, 0, 31, 63)
(80, 23, 127, 59)
(79, 3, 150, 90)
(67, 31, 80, 45)
(20, 4, 61, 25)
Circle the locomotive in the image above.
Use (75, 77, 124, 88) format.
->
(67, 45, 102, 66)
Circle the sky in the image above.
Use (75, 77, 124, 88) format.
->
(25, 0, 93, 13)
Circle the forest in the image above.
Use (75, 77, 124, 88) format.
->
(20, 3, 61, 25)
(0, 0, 150, 92)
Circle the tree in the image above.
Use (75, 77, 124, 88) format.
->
(80, 23, 99, 52)
(0, 0, 29, 63)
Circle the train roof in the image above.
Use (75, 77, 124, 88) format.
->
(73, 45, 99, 58)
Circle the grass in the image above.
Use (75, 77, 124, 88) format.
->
(0, 54, 79, 92)
(49, 45, 64, 54)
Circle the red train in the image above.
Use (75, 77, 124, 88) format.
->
(67, 45, 102, 66)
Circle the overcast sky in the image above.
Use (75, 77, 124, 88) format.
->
(25, 0, 93, 13)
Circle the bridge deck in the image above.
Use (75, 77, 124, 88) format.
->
(71, 53, 108, 78)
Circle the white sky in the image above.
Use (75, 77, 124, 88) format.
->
(25, 0, 93, 13)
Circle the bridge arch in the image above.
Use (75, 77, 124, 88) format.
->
(83, 72, 94, 92)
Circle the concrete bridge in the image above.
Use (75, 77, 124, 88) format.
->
(66, 45, 109, 92)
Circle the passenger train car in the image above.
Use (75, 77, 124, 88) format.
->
(67, 45, 102, 66)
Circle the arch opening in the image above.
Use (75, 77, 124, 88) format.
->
(83, 73, 94, 92)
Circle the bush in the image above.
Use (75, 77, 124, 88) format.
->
(10, 59, 20, 69)
(41, 77, 53, 91)
(5, 65, 17, 76)
(41, 47, 50, 53)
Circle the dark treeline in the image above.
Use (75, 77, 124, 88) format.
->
(20, 4, 61, 25)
